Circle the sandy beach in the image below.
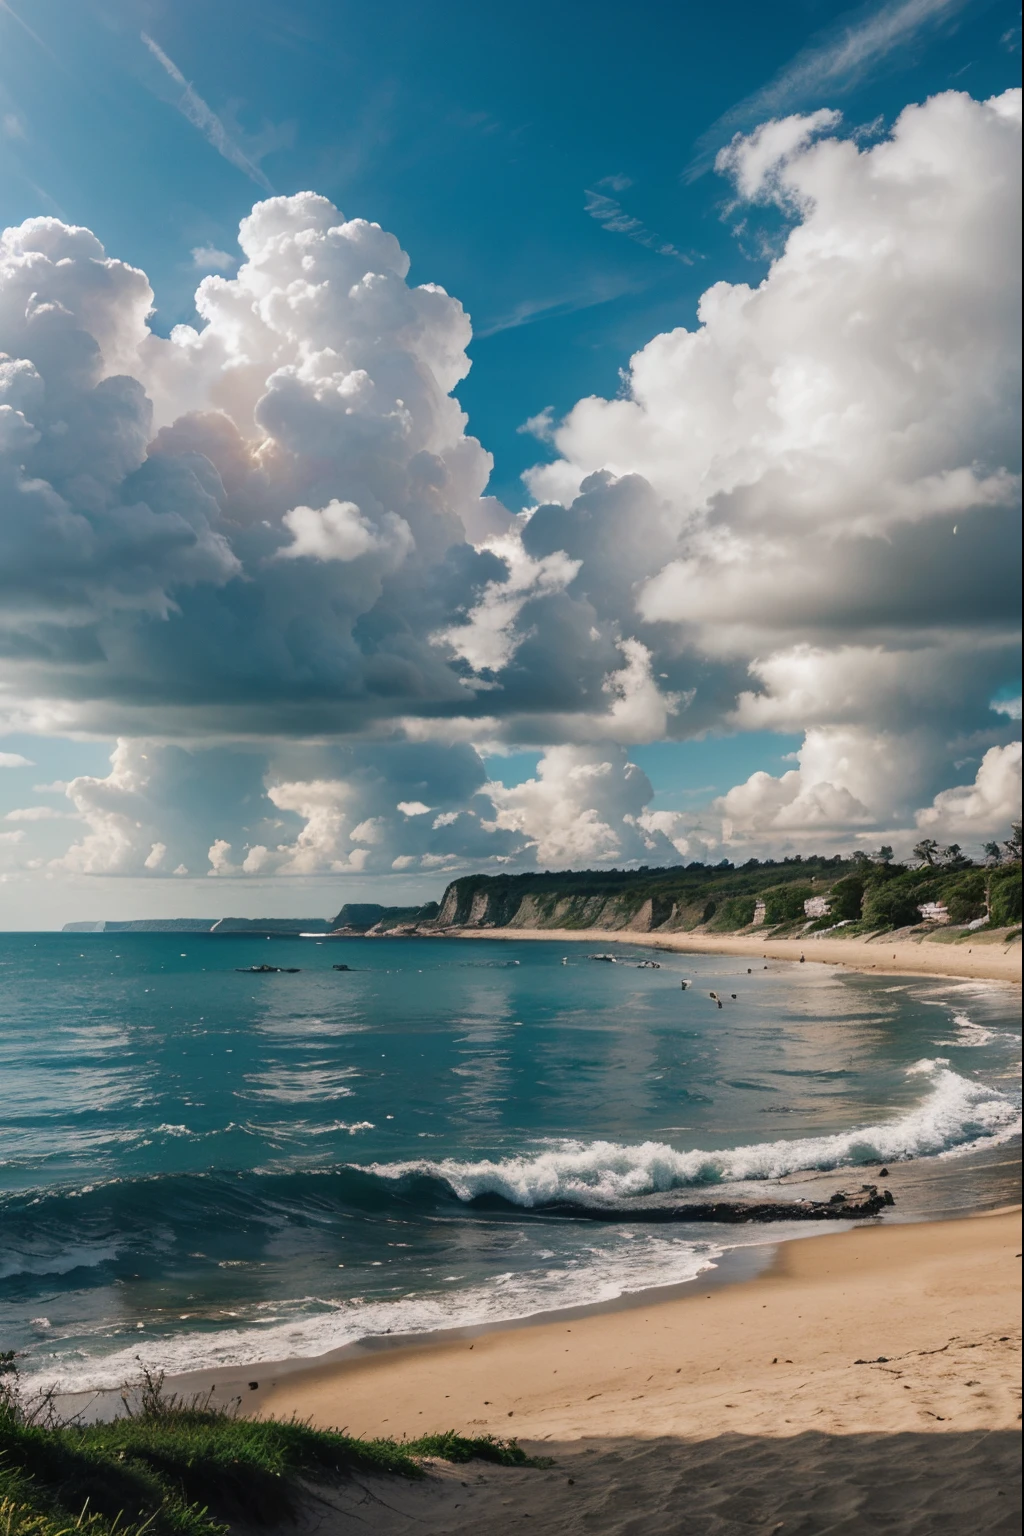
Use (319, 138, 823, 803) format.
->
(254, 1207, 1022, 1533)
(451, 925, 1023, 984)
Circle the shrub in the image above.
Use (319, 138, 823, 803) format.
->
(827, 876, 864, 921)
(712, 895, 757, 929)
(943, 873, 986, 925)
(861, 882, 922, 930)
(762, 885, 813, 925)
(989, 864, 1022, 926)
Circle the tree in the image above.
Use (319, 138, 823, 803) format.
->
(939, 843, 969, 869)
(873, 845, 895, 864)
(983, 840, 1003, 864)
(913, 838, 940, 866)
(1005, 822, 1023, 862)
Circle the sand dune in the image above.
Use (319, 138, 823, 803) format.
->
(256, 1208, 1022, 1533)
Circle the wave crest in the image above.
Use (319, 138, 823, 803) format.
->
(369, 1066, 1019, 1208)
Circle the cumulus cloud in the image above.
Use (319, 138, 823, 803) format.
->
(0, 87, 1019, 882)
(484, 746, 670, 866)
(915, 743, 1022, 840)
(49, 737, 523, 880)
(276, 499, 414, 565)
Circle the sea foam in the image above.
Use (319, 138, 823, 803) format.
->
(368, 1064, 1019, 1207)
(23, 1230, 723, 1392)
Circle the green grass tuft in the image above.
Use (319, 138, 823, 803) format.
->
(0, 1367, 545, 1536)
(404, 1430, 547, 1466)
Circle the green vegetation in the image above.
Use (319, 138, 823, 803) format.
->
(761, 884, 813, 925)
(428, 824, 1023, 938)
(824, 875, 864, 921)
(709, 894, 757, 930)
(989, 863, 1023, 926)
(861, 880, 926, 931)
(0, 1363, 537, 1536)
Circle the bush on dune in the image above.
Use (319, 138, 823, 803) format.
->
(0, 1363, 538, 1536)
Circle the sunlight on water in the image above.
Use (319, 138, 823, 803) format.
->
(0, 933, 1019, 1390)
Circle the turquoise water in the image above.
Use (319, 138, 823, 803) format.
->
(0, 933, 1019, 1389)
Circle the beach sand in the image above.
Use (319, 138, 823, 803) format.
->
(257, 1207, 1022, 1534)
(453, 925, 1023, 984)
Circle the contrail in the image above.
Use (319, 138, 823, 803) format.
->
(141, 32, 273, 194)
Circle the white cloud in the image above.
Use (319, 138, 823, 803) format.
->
(0, 752, 33, 768)
(4, 805, 66, 820)
(191, 246, 235, 271)
(484, 745, 672, 866)
(206, 838, 237, 876)
(915, 743, 1022, 839)
(0, 90, 1018, 882)
(715, 108, 842, 200)
(276, 499, 413, 566)
(598, 639, 686, 744)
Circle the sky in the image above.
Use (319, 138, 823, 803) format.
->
(0, 0, 1020, 926)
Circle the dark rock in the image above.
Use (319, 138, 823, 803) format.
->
(494, 1188, 897, 1224)
(332, 964, 353, 971)
(235, 964, 300, 973)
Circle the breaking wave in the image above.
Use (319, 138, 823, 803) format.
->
(370, 1064, 1020, 1208)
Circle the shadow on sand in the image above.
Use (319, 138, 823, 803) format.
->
(286, 1429, 1022, 1535)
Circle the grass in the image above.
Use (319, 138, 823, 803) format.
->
(0, 1363, 540, 1536)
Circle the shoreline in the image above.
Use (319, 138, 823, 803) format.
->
(254, 1208, 1022, 1535)
(449, 924, 1023, 983)
(254, 1203, 1022, 1428)
(50, 1142, 1022, 1420)
(143, 1140, 1022, 1418)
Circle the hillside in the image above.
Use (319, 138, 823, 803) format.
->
(416, 852, 1022, 939)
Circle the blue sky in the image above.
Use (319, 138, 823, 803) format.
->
(3, 0, 1018, 503)
(0, 0, 1020, 923)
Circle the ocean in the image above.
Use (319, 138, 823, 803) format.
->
(1, 932, 1020, 1393)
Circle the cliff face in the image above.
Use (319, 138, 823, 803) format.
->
(433, 880, 680, 933)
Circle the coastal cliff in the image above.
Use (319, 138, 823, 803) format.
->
(427, 855, 1021, 938)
